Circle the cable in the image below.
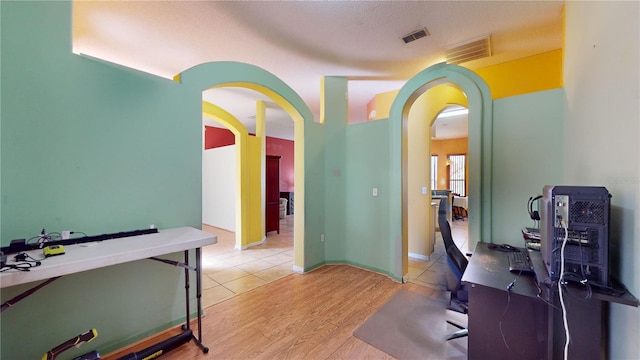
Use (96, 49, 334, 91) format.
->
(14, 252, 45, 262)
(498, 280, 529, 360)
(1, 263, 33, 272)
(534, 275, 562, 311)
(24, 228, 87, 250)
(498, 288, 512, 351)
(0, 253, 44, 273)
(0, 260, 41, 272)
(558, 220, 570, 360)
(590, 281, 628, 297)
(561, 272, 592, 301)
(571, 229, 592, 299)
(26, 229, 62, 246)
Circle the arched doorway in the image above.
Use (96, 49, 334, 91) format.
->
(389, 63, 492, 279)
(407, 85, 469, 263)
(177, 62, 313, 271)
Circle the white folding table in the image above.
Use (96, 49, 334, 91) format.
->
(1, 227, 217, 354)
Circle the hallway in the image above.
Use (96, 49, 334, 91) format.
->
(200, 216, 295, 308)
(200, 216, 469, 306)
(408, 219, 468, 290)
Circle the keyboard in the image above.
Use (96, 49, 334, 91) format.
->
(508, 251, 535, 274)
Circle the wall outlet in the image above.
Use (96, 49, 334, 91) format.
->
(372, 188, 378, 197)
(422, 186, 428, 195)
(61, 230, 71, 240)
(320, 234, 325, 242)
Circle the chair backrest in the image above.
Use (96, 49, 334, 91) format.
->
(438, 198, 455, 250)
(438, 197, 468, 283)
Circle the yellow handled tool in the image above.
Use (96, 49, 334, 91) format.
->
(43, 328, 97, 360)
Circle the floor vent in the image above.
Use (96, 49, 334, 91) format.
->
(446, 35, 492, 64)
(402, 28, 430, 44)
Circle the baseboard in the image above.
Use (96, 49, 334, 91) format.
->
(402, 273, 411, 283)
(323, 260, 403, 283)
(408, 252, 430, 261)
(239, 237, 265, 250)
(100, 310, 202, 357)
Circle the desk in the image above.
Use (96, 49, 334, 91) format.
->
(452, 196, 468, 210)
(1, 227, 217, 353)
(462, 243, 638, 360)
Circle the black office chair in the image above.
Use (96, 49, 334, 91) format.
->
(438, 197, 469, 341)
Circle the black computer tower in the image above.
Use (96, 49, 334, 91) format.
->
(540, 185, 611, 286)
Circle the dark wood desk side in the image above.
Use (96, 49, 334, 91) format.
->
(462, 242, 608, 360)
(462, 243, 549, 359)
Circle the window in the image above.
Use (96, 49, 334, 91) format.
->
(430, 155, 438, 190)
(448, 154, 466, 196)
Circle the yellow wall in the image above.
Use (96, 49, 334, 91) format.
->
(374, 49, 563, 118)
(202, 101, 266, 249)
(374, 89, 400, 120)
(407, 92, 431, 257)
(247, 134, 263, 246)
(431, 138, 469, 193)
(474, 49, 563, 99)
(407, 85, 467, 258)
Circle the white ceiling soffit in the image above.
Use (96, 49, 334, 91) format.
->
(433, 105, 469, 140)
(73, 1, 564, 140)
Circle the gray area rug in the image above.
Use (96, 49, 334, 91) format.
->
(353, 289, 448, 360)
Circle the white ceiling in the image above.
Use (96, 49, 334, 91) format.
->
(73, 0, 564, 140)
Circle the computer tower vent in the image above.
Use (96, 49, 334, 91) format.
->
(541, 185, 611, 286)
(570, 200, 606, 225)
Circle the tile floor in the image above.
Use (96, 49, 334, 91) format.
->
(199, 216, 469, 308)
(407, 220, 469, 290)
(200, 216, 295, 309)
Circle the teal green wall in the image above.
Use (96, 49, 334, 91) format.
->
(492, 89, 564, 244)
(0, 0, 355, 356)
(302, 120, 325, 269)
(1, 253, 187, 359)
(1, 3, 319, 359)
(563, 2, 639, 358)
(1, 2, 201, 240)
(1, 2, 202, 358)
(1, 1, 574, 358)
(322, 78, 348, 263)
(320, 71, 565, 280)
(343, 121, 391, 274)
(319, 78, 393, 277)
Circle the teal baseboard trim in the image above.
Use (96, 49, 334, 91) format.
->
(303, 260, 326, 272)
(322, 260, 403, 282)
(100, 311, 201, 355)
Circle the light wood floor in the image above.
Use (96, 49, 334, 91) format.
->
(104, 218, 469, 359)
(104, 265, 467, 359)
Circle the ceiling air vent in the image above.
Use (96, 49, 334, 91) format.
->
(402, 28, 430, 44)
(446, 35, 492, 64)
